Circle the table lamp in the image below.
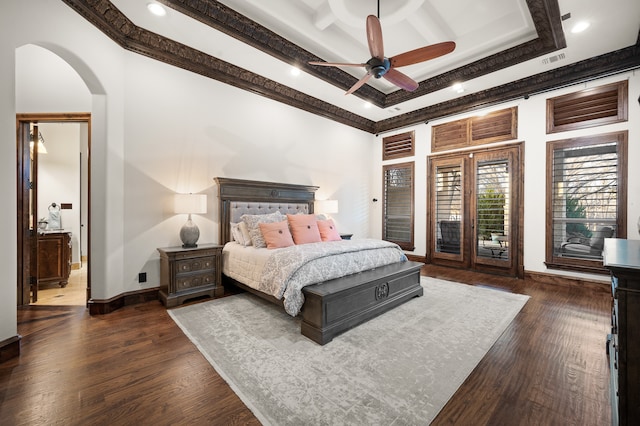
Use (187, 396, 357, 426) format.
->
(314, 199, 338, 218)
(174, 193, 207, 248)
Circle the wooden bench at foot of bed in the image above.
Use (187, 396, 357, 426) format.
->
(301, 261, 424, 345)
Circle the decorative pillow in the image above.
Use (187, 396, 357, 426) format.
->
(241, 211, 285, 248)
(229, 222, 238, 241)
(259, 220, 295, 249)
(231, 221, 252, 246)
(317, 219, 342, 242)
(287, 214, 322, 245)
(230, 222, 239, 242)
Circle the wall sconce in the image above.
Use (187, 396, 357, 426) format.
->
(314, 199, 338, 218)
(29, 131, 47, 154)
(174, 193, 207, 248)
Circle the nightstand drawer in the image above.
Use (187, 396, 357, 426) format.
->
(176, 257, 215, 274)
(176, 273, 216, 291)
(174, 248, 220, 260)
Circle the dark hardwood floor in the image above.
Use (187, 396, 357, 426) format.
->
(1, 266, 612, 425)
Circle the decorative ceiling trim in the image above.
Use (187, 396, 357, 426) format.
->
(160, 0, 566, 109)
(159, 0, 386, 105)
(374, 43, 640, 134)
(61, 0, 639, 135)
(60, 0, 376, 133)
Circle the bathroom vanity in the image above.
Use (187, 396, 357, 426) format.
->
(37, 230, 72, 289)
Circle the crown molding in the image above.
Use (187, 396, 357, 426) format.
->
(61, 0, 640, 134)
(61, 0, 376, 133)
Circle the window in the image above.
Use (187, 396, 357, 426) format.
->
(546, 81, 628, 134)
(382, 131, 415, 160)
(383, 162, 414, 251)
(546, 131, 627, 273)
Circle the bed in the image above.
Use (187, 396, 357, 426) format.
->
(215, 177, 424, 344)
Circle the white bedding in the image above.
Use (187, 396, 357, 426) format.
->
(222, 239, 408, 316)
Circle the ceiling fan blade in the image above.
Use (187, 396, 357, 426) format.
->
(345, 73, 373, 95)
(308, 61, 366, 68)
(390, 41, 456, 67)
(383, 68, 419, 92)
(366, 15, 384, 59)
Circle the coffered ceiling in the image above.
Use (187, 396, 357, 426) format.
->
(63, 0, 640, 133)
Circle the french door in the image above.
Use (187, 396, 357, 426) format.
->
(428, 143, 523, 277)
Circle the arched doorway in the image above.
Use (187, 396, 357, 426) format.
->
(15, 44, 98, 307)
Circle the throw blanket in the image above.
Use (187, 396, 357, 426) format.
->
(259, 239, 407, 316)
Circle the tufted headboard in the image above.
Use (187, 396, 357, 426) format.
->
(214, 177, 319, 245)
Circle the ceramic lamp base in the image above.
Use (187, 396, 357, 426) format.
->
(180, 215, 200, 248)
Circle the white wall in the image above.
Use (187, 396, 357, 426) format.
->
(0, 2, 19, 344)
(374, 72, 640, 282)
(120, 51, 374, 292)
(1, 0, 374, 347)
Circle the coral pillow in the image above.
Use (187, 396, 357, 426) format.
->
(287, 214, 322, 244)
(317, 219, 342, 242)
(259, 220, 294, 249)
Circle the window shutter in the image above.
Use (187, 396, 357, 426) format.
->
(432, 107, 517, 152)
(432, 118, 469, 152)
(546, 131, 627, 272)
(434, 164, 462, 255)
(471, 107, 517, 145)
(546, 81, 628, 134)
(382, 131, 415, 160)
(383, 162, 414, 251)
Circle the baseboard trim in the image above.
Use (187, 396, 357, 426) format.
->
(524, 270, 609, 293)
(0, 335, 21, 363)
(88, 287, 160, 315)
(406, 254, 427, 264)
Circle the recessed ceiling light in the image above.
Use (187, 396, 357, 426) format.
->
(363, 102, 372, 109)
(290, 67, 301, 76)
(452, 83, 464, 93)
(571, 21, 590, 33)
(147, 2, 167, 17)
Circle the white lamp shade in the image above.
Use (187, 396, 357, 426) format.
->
(174, 193, 207, 214)
(315, 199, 338, 214)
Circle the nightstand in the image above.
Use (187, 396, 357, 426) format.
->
(157, 244, 224, 308)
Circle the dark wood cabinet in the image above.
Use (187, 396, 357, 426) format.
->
(604, 238, 640, 426)
(157, 244, 224, 308)
(37, 231, 72, 287)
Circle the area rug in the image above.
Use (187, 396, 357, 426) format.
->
(169, 277, 529, 425)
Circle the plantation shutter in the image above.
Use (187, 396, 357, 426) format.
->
(475, 160, 510, 260)
(382, 131, 415, 160)
(546, 81, 628, 133)
(383, 162, 414, 251)
(551, 141, 619, 260)
(434, 164, 462, 254)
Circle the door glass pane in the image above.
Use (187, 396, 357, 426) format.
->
(476, 160, 510, 260)
(435, 164, 461, 254)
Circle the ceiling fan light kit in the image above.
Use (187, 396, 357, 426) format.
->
(309, 13, 455, 95)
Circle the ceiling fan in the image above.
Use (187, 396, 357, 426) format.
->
(309, 13, 456, 95)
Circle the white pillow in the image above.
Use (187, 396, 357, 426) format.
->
(231, 221, 252, 246)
